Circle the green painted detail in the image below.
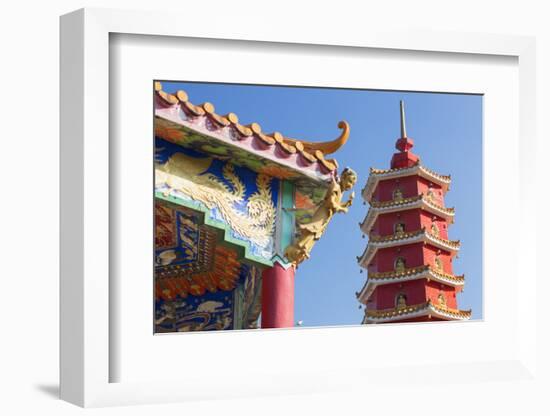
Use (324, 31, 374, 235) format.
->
(281, 180, 295, 253)
(155, 191, 274, 267)
(270, 180, 295, 268)
(270, 255, 294, 270)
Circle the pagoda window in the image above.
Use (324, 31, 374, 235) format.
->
(394, 222, 406, 235)
(431, 222, 440, 237)
(395, 257, 406, 273)
(393, 188, 404, 201)
(396, 293, 407, 309)
(434, 256, 443, 271)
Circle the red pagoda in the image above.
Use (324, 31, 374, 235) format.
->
(356, 101, 471, 324)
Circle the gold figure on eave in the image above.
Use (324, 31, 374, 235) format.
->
(284, 168, 357, 267)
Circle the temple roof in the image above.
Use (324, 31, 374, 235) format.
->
(357, 228, 460, 268)
(360, 195, 455, 234)
(356, 265, 465, 303)
(362, 162, 451, 202)
(154, 82, 349, 184)
(362, 300, 471, 323)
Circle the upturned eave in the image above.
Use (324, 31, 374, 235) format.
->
(361, 163, 451, 202)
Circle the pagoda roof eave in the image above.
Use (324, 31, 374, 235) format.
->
(356, 266, 465, 303)
(359, 196, 455, 234)
(362, 302, 471, 323)
(361, 163, 451, 202)
(154, 82, 350, 185)
(357, 229, 460, 268)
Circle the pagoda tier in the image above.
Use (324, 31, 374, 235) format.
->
(359, 187, 455, 235)
(361, 163, 451, 203)
(357, 227, 460, 269)
(357, 265, 465, 304)
(362, 300, 471, 324)
(356, 101, 471, 324)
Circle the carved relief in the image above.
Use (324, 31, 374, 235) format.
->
(156, 152, 276, 248)
(284, 168, 357, 266)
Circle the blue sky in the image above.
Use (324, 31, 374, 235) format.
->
(160, 81, 483, 325)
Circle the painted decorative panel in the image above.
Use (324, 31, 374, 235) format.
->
(154, 202, 264, 332)
(155, 138, 280, 264)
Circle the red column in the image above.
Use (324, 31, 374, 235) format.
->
(261, 262, 295, 328)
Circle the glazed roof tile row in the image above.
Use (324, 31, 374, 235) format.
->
(154, 82, 350, 179)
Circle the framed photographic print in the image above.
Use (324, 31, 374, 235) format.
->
(152, 80, 480, 332)
(60, 7, 538, 408)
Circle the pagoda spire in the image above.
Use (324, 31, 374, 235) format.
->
(392, 100, 418, 168)
(400, 100, 407, 138)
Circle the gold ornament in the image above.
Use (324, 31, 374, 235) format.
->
(393, 188, 404, 201)
(396, 293, 407, 309)
(434, 256, 443, 271)
(395, 257, 406, 273)
(284, 168, 357, 266)
(395, 222, 405, 236)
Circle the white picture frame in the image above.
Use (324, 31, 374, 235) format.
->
(60, 7, 538, 408)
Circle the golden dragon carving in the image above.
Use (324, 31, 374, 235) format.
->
(155, 152, 276, 247)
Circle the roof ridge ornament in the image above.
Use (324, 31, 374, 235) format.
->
(283, 120, 350, 156)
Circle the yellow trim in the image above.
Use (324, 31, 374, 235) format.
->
(364, 301, 471, 320)
(370, 163, 451, 182)
(368, 265, 464, 284)
(370, 195, 455, 215)
(368, 228, 460, 249)
(369, 228, 424, 243)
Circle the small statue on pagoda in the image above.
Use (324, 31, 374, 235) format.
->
(395, 223, 405, 236)
(396, 293, 407, 309)
(438, 293, 447, 307)
(395, 257, 406, 273)
(431, 222, 440, 237)
(285, 168, 357, 266)
(393, 188, 404, 201)
(434, 256, 443, 271)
